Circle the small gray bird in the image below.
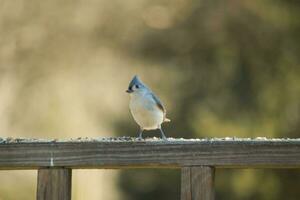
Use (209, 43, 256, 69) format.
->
(126, 75, 170, 140)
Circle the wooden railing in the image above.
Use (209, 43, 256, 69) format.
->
(1, 138, 300, 200)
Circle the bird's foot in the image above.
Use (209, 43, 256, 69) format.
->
(161, 136, 168, 141)
(137, 136, 143, 141)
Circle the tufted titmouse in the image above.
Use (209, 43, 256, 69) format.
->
(126, 75, 170, 140)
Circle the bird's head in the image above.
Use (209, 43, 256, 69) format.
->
(126, 75, 148, 95)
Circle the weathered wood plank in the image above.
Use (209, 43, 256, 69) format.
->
(37, 168, 72, 200)
(1, 139, 300, 169)
(181, 167, 215, 200)
(191, 167, 215, 200)
(181, 167, 192, 200)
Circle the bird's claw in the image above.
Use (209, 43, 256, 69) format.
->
(138, 136, 143, 141)
(162, 136, 168, 141)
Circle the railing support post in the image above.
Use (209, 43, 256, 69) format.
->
(181, 166, 215, 200)
(37, 168, 72, 200)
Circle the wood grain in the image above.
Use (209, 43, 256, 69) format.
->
(191, 167, 214, 200)
(37, 168, 72, 200)
(181, 167, 192, 200)
(181, 167, 215, 200)
(1, 140, 300, 169)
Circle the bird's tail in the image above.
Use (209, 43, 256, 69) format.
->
(164, 118, 171, 122)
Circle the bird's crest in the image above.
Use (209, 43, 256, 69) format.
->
(129, 75, 145, 88)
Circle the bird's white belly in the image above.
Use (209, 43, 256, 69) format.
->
(129, 96, 164, 130)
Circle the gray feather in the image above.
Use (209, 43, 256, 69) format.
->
(150, 93, 165, 113)
(150, 93, 170, 122)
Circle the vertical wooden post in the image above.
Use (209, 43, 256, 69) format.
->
(37, 168, 72, 200)
(181, 166, 215, 200)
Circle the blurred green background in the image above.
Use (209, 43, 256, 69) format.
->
(0, 0, 300, 199)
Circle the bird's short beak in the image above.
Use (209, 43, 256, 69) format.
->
(126, 89, 133, 93)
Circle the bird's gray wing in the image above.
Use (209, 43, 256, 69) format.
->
(150, 93, 166, 113)
(150, 92, 171, 122)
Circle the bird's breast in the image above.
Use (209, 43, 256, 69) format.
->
(129, 94, 164, 130)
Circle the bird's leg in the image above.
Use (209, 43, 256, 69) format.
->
(159, 127, 167, 141)
(138, 128, 144, 140)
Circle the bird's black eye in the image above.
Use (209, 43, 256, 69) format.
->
(135, 85, 139, 89)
